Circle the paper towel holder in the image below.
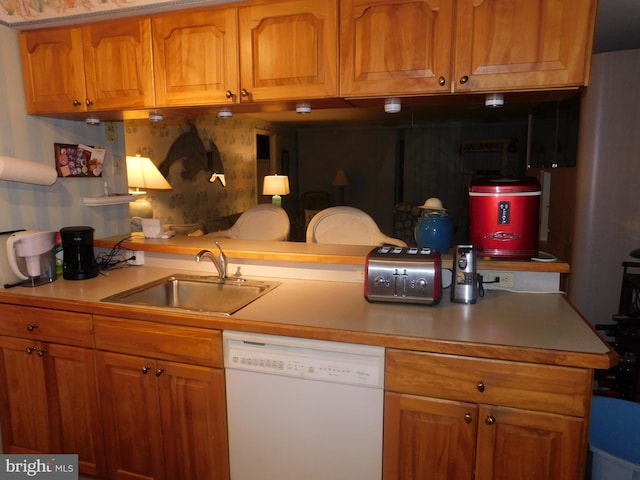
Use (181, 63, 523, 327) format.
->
(0, 155, 57, 186)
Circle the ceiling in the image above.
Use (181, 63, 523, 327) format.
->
(593, 0, 640, 53)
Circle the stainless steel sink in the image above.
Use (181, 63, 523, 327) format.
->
(101, 274, 280, 315)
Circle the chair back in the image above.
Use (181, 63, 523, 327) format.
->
(207, 204, 290, 241)
(299, 191, 334, 229)
(306, 206, 407, 247)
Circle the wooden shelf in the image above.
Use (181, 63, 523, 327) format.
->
(84, 195, 137, 206)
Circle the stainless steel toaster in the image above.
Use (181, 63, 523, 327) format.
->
(364, 246, 442, 306)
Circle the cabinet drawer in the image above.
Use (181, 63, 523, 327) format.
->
(386, 350, 591, 416)
(94, 315, 222, 367)
(0, 304, 92, 347)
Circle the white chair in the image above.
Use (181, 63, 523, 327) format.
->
(206, 204, 290, 241)
(306, 206, 407, 247)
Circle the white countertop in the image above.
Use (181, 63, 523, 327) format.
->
(0, 265, 614, 369)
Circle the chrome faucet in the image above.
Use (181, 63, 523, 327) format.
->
(196, 242, 227, 280)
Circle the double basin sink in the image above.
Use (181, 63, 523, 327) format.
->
(102, 274, 280, 316)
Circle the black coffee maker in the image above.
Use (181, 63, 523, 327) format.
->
(60, 226, 99, 280)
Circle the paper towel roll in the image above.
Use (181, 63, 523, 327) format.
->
(0, 155, 58, 186)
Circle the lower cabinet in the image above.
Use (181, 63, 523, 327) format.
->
(94, 315, 229, 480)
(0, 306, 105, 477)
(384, 393, 477, 479)
(384, 349, 591, 480)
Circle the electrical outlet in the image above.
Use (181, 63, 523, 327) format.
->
(494, 272, 515, 288)
(129, 251, 145, 266)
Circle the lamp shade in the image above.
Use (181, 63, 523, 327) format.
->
(126, 155, 171, 191)
(263, 175, 290, 195)
(331, 169, 349, 187)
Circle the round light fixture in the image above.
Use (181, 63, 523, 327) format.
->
(296, 102, 312, 114)
(384, 98, 401, 114)
(85, 117, 100, 125)
(149, 112, 164, 122)
(217, 109, 233, 118)
(485, 93, 505, 108)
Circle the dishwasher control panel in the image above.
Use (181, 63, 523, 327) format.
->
(223, 331, 385, 388)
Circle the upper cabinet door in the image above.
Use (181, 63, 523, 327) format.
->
(82, 18, 155, 110)
(454, 0, 598, 92)
(19, 27, 87, 114)
(152, 7, 239, 107)
(238, 0, 338, 102)
(340, 0, 455, 97)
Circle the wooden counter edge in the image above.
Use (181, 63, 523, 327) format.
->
(94, 236, 571, 273)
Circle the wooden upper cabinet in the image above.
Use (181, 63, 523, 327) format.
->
(20, 18, 154, 114)
(340, 0, 455, 97)
(454, 0, 598, 92)
(19, 27, 87, 114)
(238, 0, 338, 102)
(152, 7, 239, 107)
(82, 17, 155, 110)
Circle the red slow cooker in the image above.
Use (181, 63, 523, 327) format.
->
(468, 176, 541, 258)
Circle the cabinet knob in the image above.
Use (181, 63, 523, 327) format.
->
(459, 75, 469, 85)
(73, 99, 82, 107)
(464, 412, 473, 424)
(26, 324, 39, 332)
(37, 349, 47, 357)
(225, 90, 235, 99)
(85, 98, 94, 107)
(438, 76, 446, 87)
(476, 380, 485, 392)
(241, 88, 250, 98)
(484, 415, 496, 425)
(142, 366, 152, 374)
(25, 346, 37, 354)
(155, 368, 165, 377)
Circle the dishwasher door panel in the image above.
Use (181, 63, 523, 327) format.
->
(226, 368, 383, 480)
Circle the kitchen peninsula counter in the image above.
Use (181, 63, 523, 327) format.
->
(0, 264, 613, 370)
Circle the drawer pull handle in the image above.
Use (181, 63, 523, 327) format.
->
(155, 369, 165, 377)
(485, 415, 496, 426)
(37, 349, 47, 357)
(464, 412, 472, 424)
(142, 366, 152, 374)
(26, 324, 39, 332)
(25, 346, 37, 354)
(477, 381, 485, 392)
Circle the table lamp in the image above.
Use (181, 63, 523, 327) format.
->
(126, 154, 172, 218)
(331, 169, 349, 205)
(263, 174, 290, 207)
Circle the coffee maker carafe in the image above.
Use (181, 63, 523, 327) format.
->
(6, 230, 58, 287)
(60, 226, 99, 280)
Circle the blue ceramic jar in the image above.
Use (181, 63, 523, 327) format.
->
(414, 210, 453, 253)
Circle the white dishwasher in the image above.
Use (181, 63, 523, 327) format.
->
(223, 331, 385, 480)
